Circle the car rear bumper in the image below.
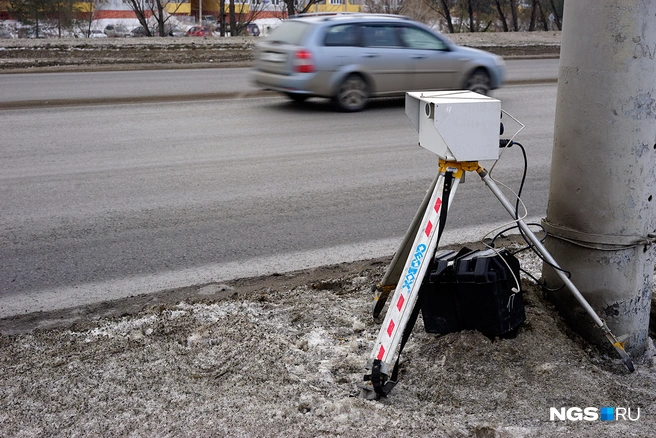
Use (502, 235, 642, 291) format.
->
(251, 70, 329, 97)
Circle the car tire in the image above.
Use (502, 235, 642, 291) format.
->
(465, 69, 491, 95)
(286, 93, 308, 103)
(332, 74, 368, 112)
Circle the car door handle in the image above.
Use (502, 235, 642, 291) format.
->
(411, 55, 426, 59)
(363, 54, 379, 58)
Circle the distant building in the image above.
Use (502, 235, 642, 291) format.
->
(0, 0, 363, 26)
(86, 0, 191, 19)
(194, 0, 363, 22)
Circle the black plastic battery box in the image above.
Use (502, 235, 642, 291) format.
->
(419, 247, 525, 336)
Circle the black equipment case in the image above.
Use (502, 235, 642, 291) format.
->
(419, 248, 525, 336)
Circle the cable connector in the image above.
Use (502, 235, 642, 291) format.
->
(499, 139, 513, 148)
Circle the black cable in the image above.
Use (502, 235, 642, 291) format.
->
(519, 268, 566, 294)
(487, 222, 546, 250)
(498, 141, 571, 293)
(513, 141, 528, 220)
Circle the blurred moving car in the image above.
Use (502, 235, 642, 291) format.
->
(251, 13, 505, 111)
(104, 24, 130, 38)
(186, 26, 213, 37)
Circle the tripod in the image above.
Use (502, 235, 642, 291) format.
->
(361, 159, 634, 399)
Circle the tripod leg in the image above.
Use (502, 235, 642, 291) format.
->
(362, 169, 461, 399)
(373, 173, 440, 318)
(477, 167, 634, 372)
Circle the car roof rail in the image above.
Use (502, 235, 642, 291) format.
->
(290, 12, 409, 20)
(350, 13, 409, 19)
(290, 12, 343, 18)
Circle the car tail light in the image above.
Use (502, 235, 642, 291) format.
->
(293, 50, 315, 73)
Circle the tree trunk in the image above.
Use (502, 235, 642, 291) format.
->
(285, 0, 294, 17)
(467, 0, 475, 32)
(156, 0, 166, 36)
(126, 0, 151, 36)
(549, 0, 562, 30)
(495, 0, 509, 32)
(537, 0, 549, 30)
(509, 0, 518, 31)
(219, 0, 226, 36)
(529, 0, 538, 31)
(439, 0, 454, 33)
(86, 3, 94, 37)
(229, 0, 236, 36)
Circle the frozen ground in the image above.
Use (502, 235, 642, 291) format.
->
(1, 237, 655, 437)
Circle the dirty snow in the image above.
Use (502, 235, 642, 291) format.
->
(0, 31, 560, 72)
(1, 238, 655, 437)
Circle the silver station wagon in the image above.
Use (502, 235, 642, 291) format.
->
(251, 13, 506, 111)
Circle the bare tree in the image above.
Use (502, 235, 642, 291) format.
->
(491, 0, 517, 31)
(401, 0, 440, 25)
(424, 0, 454, 33)
(364, 0, 404, 14)
(508, 0, 517, 31)
(528, 0, 538, 31)
(228, 0, 270, 36)
(465, 0, 474, 32)
(125, 0, 187, 36)
(536, 0, 548, 30)
(454, 0, 492, 32)
(229, 0, 236, 35)
(75, 0, 99, 37)
(525, 0, 553, 31)
(548, 0, 562, 30)
(50, 0, 76, 37)
(125, 0, 152, 35)
(284, 0, 330, 17)
(494, 0, 508, 32)
(9, 0, 49, 37)
(418, 0, 563, 33)
(219, 0, 226, 36)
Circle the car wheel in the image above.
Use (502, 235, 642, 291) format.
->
(286, 93, 308, 103)
(332, 74, 368, 112)
(465, 69, 491, 95)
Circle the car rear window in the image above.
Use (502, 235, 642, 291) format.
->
(323, 24, 358, 47)
(267, 21, 310, 45)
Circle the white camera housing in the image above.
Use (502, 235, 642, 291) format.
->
(405, 90, 502, 162)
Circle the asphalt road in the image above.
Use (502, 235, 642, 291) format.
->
(0, 62, 558, 317)
(0, 59, 558, 106)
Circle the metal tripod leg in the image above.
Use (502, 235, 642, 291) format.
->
(476, 166, 635, 372)
(372, 173, 440, 318)
(368, 169, 459, 374)
(362, 162, 471, 399)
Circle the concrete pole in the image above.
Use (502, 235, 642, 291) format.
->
(542, 0, 656, 357)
